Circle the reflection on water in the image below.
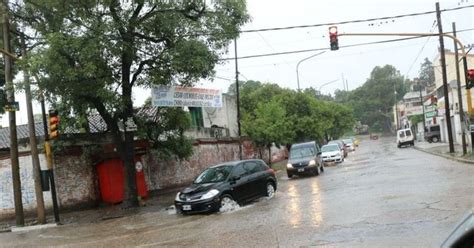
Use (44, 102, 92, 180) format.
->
(286, 180, 324, 228)
(310, 180, 323, 227)
(286, 183, 301, 228)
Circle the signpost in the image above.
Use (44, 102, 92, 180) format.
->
(151, 86, 222, 108)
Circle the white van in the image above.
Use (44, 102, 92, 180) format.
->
(397, 128, 414, 148)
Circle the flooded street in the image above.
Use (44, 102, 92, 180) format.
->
(1, 137, 473, 247)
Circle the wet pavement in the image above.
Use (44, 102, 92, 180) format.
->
(1, 136, 473, 247)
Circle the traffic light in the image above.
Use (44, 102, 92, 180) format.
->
(467, 69, 474, 89)
(49, 110, 59, 139)
(329, 26, 338, 51)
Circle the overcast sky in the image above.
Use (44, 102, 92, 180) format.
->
(2, 0, 473, 127)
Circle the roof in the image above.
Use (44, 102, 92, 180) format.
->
(403, 91, 426, 100)
(291, 141, 316, 148)
(0, 123, 46, 149)
(0, 107, 171, 149)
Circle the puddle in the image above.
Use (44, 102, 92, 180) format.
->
(219, 199, 241, 213)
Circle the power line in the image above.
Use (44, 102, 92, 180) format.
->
(238, 5, 474, 34)
(404, 20, 438, 77)
(219, 28, 474, 61)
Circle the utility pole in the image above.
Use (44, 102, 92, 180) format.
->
(20, 33, 46, 224)
(452, 22, 467, 155)
(341, 73, 346, 91)
(2, 2, 24, 226)
(418, 81, 426, 131)
(234, 38, 242, 160)
(395, 90, 399, 130)
(436, 2, 455, 153)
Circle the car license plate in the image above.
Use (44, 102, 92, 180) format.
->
(182, 205, 191, 211)
(298, 168, 304, 172)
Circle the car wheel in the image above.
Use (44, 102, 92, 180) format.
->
(266, 182, 276, 198)
(287, 173, 293, 179)
(432, 136, 439, 143)
(219, 195, 235, 212)
(315, 165, 320, 176)
(397, 143, 401, 148)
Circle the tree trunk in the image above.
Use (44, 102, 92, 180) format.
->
(267, 146, 272, 166)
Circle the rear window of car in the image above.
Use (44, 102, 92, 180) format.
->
(399, 131, 405, 138)
(430, 126, 440, 132)
(405, 130, 412, 136)
(244, 161, 262, 174)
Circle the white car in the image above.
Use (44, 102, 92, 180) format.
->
(342, 138, 355, 152)
(321, 144, 344, 163)
(397, 128, 414, 148)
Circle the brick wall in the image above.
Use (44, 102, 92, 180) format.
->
(1, 139, 287, 217)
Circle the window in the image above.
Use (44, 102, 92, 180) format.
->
(405, 130, 412, 136)
(430, 126, 440, 132)
(231, 164, 247, 178)
(399, 131, 405, 138)
(244, 161, 261, 174)
(189, 107, 204, 128)
(257, 161, 269, 171)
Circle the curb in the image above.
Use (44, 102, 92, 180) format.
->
(413, 146, 474, 165)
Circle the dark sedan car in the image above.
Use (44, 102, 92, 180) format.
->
(175, 159, 277, 214)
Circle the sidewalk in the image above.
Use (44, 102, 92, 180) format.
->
(414, 141, 474, 164)
(0, 189, 180, 233)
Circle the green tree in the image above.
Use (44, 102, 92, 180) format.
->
(242, 100, 294, 164)
(418, 58, 435, 90)
(342, 65, 406, 132)
(14, 1, 249, 207)
(135, 98, 193, 159)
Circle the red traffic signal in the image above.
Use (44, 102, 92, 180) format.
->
(49, 110, 59, 139)
(467, 69, 474, 89)
(329, 26, 339, 51)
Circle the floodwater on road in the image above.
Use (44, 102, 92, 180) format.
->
(1, 137, 472, 247)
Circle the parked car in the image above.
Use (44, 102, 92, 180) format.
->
(286, 141, 324, 178)
(321, 144, 344, 163)
(328, 140, 348, 158)
(425, 124, 441, 143)
(342, 138, 355, 152)
(174, 159, 277, 214)
(397, 128, 414, 148)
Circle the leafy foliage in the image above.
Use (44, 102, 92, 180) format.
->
(338, 65, 407, 132)
(418, 58, 435, 91)
(12, 0, 249, 206)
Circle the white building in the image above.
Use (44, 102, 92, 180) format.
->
(431, 51, 474, 144)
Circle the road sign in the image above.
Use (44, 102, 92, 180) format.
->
(425, 111, 437, 118)
(3, 101, 19, 112)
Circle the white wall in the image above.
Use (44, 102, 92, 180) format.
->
(202, 94, 238, 137)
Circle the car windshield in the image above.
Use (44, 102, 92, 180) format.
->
(194, 165, 233, 184)
(290, 146, 315, 159)
(322, 145, 340, 152)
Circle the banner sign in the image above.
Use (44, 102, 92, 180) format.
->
(152, 86, 222, 108)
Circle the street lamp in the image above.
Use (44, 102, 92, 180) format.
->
(296, 51, 326, 91)
(318, 79, 340, 92)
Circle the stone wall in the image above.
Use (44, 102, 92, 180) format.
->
(1, 139, 287, 218)
(144, 139, 287, 190)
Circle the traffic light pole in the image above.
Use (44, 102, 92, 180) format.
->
(40, 95, 60, 223)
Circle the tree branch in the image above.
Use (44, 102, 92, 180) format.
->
(131, 32, 170, 44)
(130, 1, 144, 23)
(109, 0, 125, 35)
(131, 59, 154, 87)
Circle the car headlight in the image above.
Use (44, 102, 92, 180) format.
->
(286, 163, 293, 169)
(309, 160, 316, 166)
(175, 192, 181, 201)
(200, 189, 219, 200)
